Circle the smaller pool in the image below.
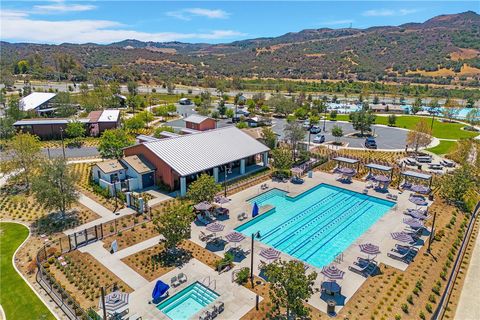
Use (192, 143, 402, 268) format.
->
(157, 282, 219, 320)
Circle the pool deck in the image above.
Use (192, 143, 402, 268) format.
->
(190, 170, 432, 314)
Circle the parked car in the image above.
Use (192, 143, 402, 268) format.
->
(178, 98, 192, 105)
(365, 137, 377, 149)
(313, 134, 325, 143)
(428, 163, 443, 170)
(310, 126, 321, 134)
(302, 120, 311, 129)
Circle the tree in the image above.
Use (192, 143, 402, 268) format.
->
(124, 116, 146, 132)
(154, 202, 193, 252)
(4, 133, 42, 188)
(32, 157, 79, 217)
(65, 121, 86, 139)
(442, 99, 461, 122)
(387, 114, 397, 126)
(225, 108, 234, 119)
(127, 81, 138, 96)
(186, 174, 221, 203)
(466, 97, 476, 108)
(330, 110, 338, 120)
(6, 97, 24, 120)
(439, 165, 476, 210)
(261, 127, 277, 150)
(217, 101, 227, 116)
(98, 129, 133, 159)
(271, 148, 294, 174)
(284, 121, 305, 160)
(331, 125, 343, 144)
(263, 259, 317, 319)
(406, 119, 432, 153)
(350, 109, 376, 136)
(268, 94, 295, 117)
(411, 98, 423, 114)
(466, 108, 480, 125)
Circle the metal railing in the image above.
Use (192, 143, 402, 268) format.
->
(432, 201, 480, 320)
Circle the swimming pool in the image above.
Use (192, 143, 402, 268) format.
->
(157, 282, 219, 320)
(236, 184, 395, 268)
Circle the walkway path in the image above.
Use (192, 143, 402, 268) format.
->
(79, 242, 148, 290)
(455, 229, 480, 320)
(145, 190, 173, 207)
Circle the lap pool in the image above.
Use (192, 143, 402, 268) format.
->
(236, 184, 395, 268)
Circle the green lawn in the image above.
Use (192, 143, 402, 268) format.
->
(0, 222, 55, 320)
(331, 114, 478, 140)
(426, 140, 458, 155)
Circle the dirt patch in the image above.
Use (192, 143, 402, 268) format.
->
(450, 48, 480, 61)
(103, 219, 157, 251)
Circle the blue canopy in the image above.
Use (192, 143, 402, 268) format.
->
(252, 202, 259, 218)
(152, 281, 169, 301)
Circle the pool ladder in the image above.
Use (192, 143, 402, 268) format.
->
(334, 252, 344, 264)
(202, 276, 217, 290)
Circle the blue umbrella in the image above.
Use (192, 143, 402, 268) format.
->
(252, 202, 259, 218)
(152, 280, 169, 302)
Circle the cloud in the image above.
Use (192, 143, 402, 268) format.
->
(33, 3, 97, 13)
(321, 19, 354, 26)
(0, 10, 244, 44)
(363, 9, 418, 17)
(167, 8, 229, 21)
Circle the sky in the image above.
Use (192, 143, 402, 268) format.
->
(1, 1, 478, 44)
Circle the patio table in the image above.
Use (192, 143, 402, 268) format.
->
(321, 281, 341, 295)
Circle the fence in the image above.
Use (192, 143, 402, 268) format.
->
(432, 200, 480, 319)
(35, 212, 152, 319)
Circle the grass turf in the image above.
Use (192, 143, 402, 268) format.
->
(0, 222, 55, 320)
(426, 140, 458, 155)
(331, 114, 478, 139)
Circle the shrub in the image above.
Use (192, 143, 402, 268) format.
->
(432, 285, 441, 295)
(401, 304, 408, 313)
(419, 311, 426, 319)
(407, 295, 413, 304)
(428, 294, 436, 303)
(235, 267, 250, 285)
(426, 303, 433, 313)
(394, 314, 401, 320)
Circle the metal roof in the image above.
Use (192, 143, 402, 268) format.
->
(365, 163, 392, 172)
(141, 126, 270, 176)
(183, 114, 212, 124)
(20, 92, 57, 111)
(136, 135, 161, 142)
(181, 128, 201, 134)
(122, 155, 155, 174)
(333, 157, 359, 164)
(96, 160, 125, 174)
(401, 170, 432, 180)
(13, 118, 90, 126)
(156, 131, 181, 138)
(98, 109, 120, 122)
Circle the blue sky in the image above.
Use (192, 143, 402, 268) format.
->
(1, 1, 478, 44)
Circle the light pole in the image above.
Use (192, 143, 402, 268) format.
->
(430, 110, 436, 130)
(323, 108, 327, 132)
(223, 165, 228, 197)
(60, 128, 66, 160)
(250, 231, 261, 288)
(427, 210, 437, 254)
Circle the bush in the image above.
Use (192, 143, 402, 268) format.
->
(426, 303, 433, 313)
(401, 304, 408, 313)
(407, 295, 413, 304)
(419, 311, 426, 319)
(235, 267, 250, 284)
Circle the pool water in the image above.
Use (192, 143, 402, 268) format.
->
(157, 282, 219, 320)
(236, 184, 395, 268)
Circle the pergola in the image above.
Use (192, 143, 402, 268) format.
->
(365, 163, 393, 181)
(333, 157, 360, 172)
(400, 170, 433, 188)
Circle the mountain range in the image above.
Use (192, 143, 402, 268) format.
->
(1, 11, 479, 85)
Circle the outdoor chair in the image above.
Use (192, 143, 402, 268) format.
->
(178, 273, 187, 283)
(388, 246, 418, 263)
(215, 301, 224, 313)
(210, 306, 218, 318)
(366, 181, 374, 189)
(237, 212, 247, 221)
(171, 276, 181, 287)
(199, 310, 211, 320)
(362, 189, 368, 195)
(199, 231, 213, 242)
(349, 258, 376, 277)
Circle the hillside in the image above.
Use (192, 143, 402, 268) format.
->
(1, 11, 479, 86)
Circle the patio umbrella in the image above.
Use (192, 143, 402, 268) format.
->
(259, 247, 281, 261)
(321, 264, 345, 280)
(152, 280, 169, 302)
(291, 167, 303, 175)
(373, 175, 391, 183)
(411, 185, 430, 194)
(252, 202, 259, 218)
(337, 167, 356, 175)
(403, 218, 424, 229)
(206, 222, 225, 233)
(409, 196, 428, 206)
(359, 243, 380, 256)
(391, 232, 414, 243)
(226, 232, 245, 247)
(194, 201, 212, 211)
(99, 291, 129, 313)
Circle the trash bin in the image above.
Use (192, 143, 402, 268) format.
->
(327, 300, 336, 315)
(429, 194, 434, 201)
(417, 165, 422, 170)
(308, 170, 313, 178)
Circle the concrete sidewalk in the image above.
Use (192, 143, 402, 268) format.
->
(78, 194, 113, 218)
(455, 230, 480, 320)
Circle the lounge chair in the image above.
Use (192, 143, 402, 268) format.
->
(408, 228, 424, 239)
(199, 231, 214, 242)
(215, 301, 224, 313)
(171, 276, 181, 287)
(178, 273, 187, 283)
(388, 246, 418, 263)
(366, 181, 374, 189)
(199, 310, 211, 320)
(210, 306, 218, 318)
(237, 212, 247, 221)
(362, 189, 368, 194)
(349, 258, 376, 277)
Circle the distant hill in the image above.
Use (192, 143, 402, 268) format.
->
(1, 11, 479, 85)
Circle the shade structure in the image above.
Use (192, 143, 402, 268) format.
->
(206, 222, 225, 233)
(411, 185, 430, 194)
(359, 243, 380, 256)
(194, 201, 212, 211)
(226, 232, 245, 243)
(337, 167, 356, 175)
(152, 281, 169, 301)
(321, 264, 345, 280)
(409, 196, 428, 206)
(403, 218, 424, 229)
(252, 202, 259, 218)
(373, 175, 391, 183)
(99, 291, 129, 313)
(291, 167, 304, 175)
(214, 195, 229, 205)
(259, 247, 281, 261)
(391, 232, 415, 243)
